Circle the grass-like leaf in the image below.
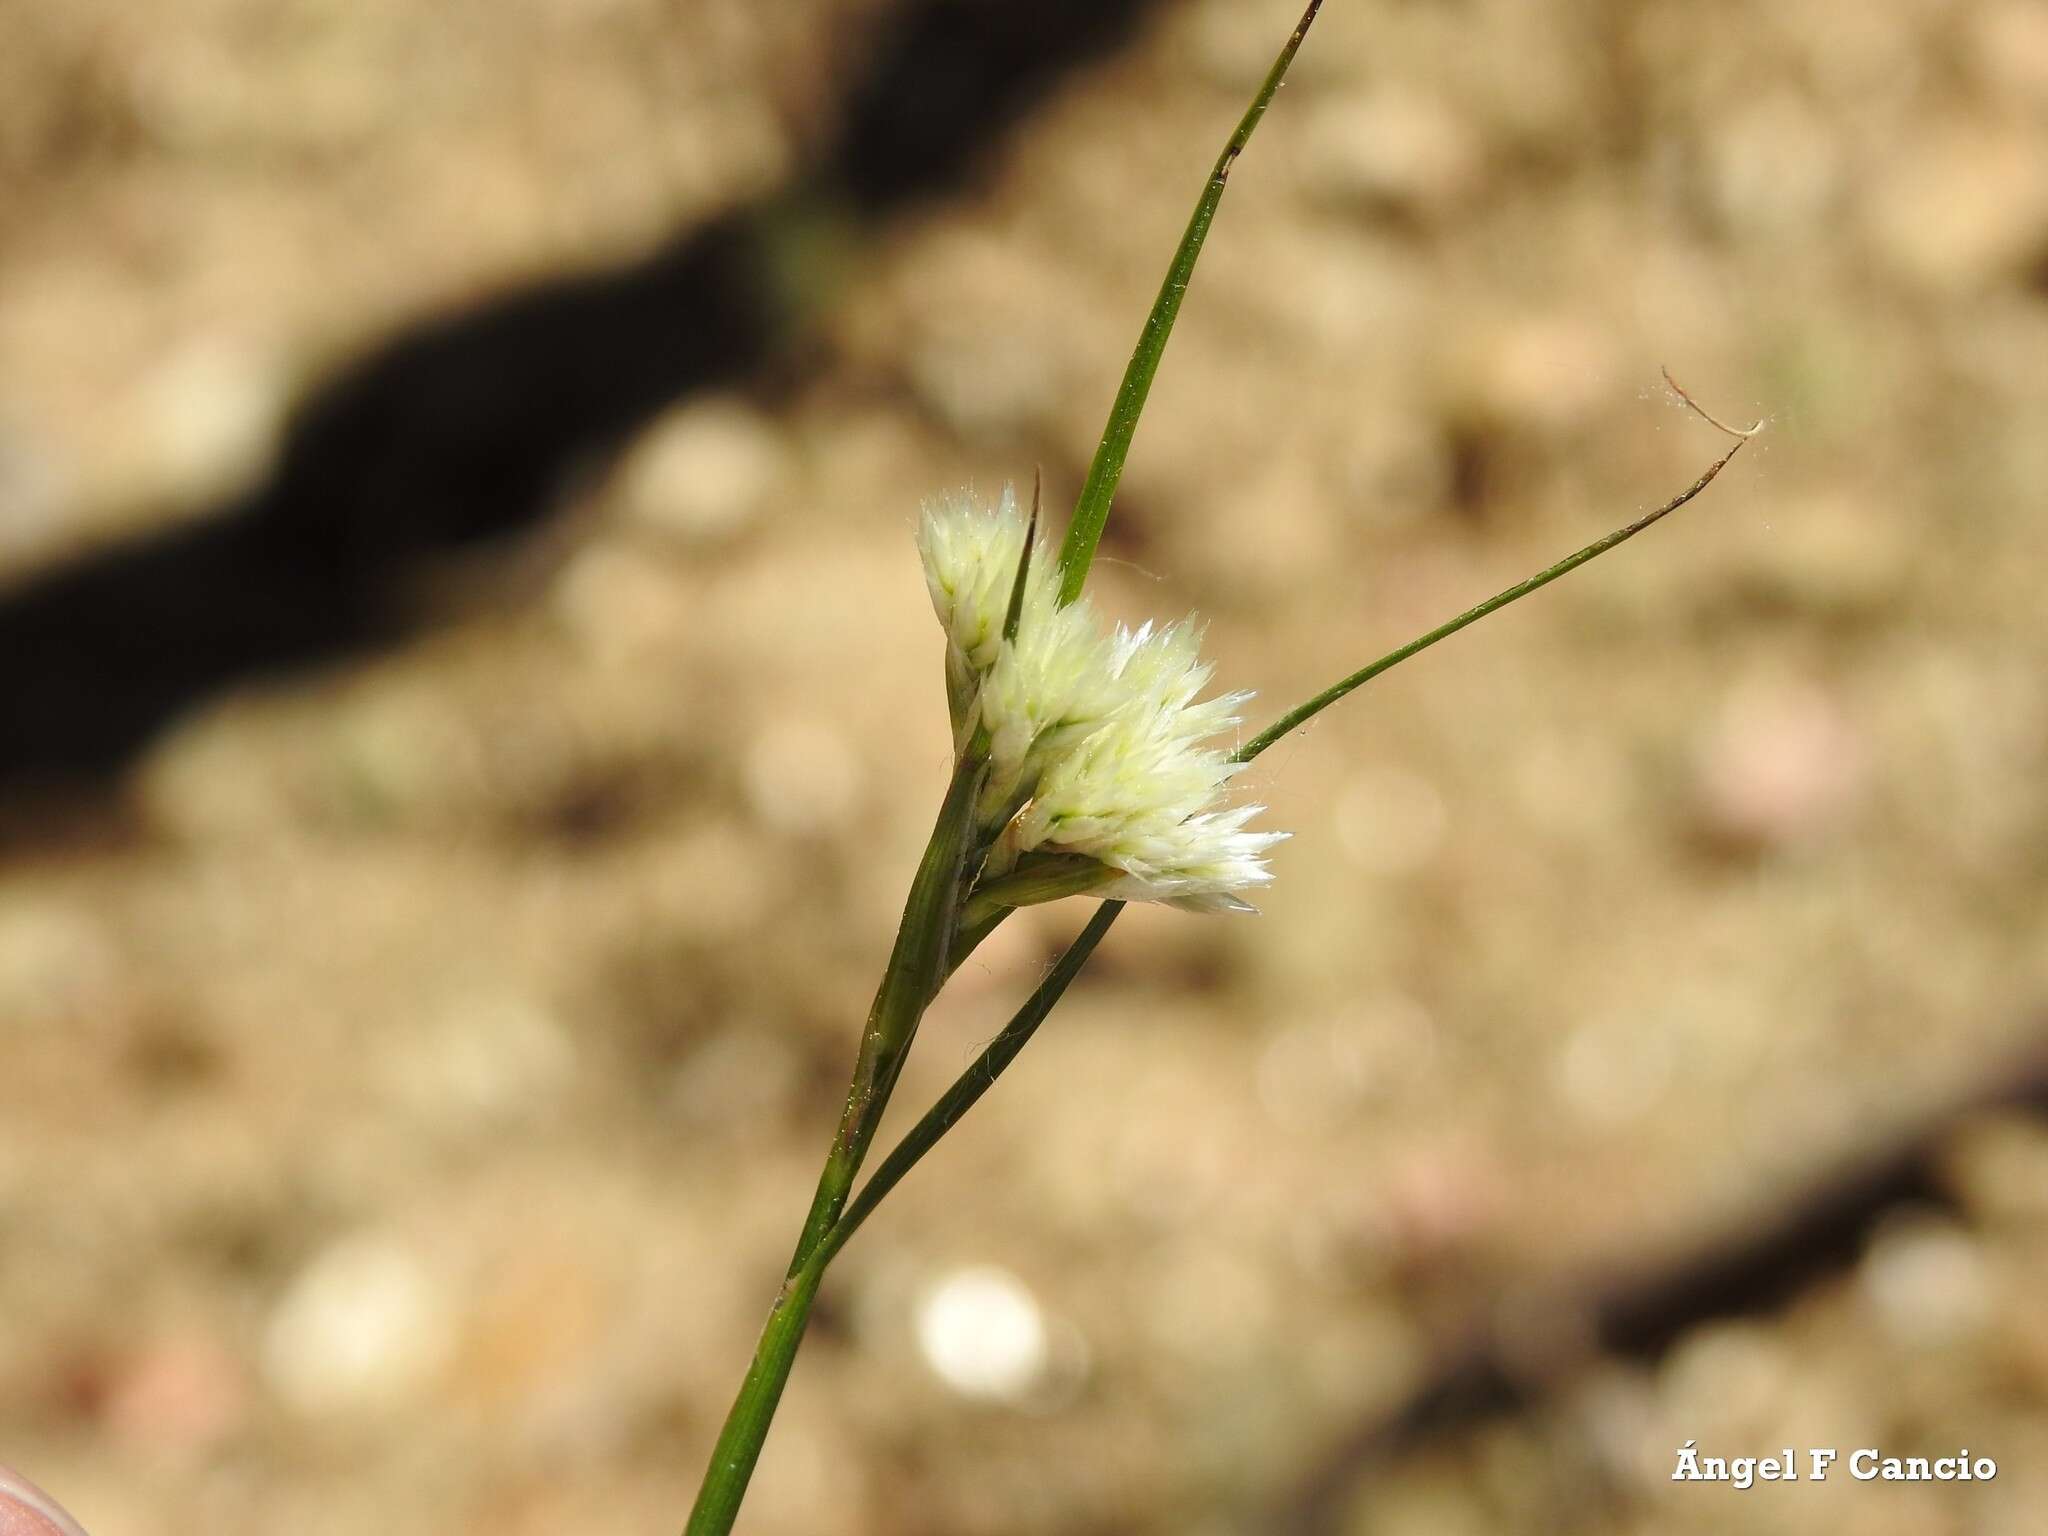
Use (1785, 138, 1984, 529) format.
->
(1055, 0, 1325, 605)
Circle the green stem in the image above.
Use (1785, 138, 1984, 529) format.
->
(1055, 0, 1324, 604)
(687, 904, 1122, 1536)
(818, 902, 1124, 1270)
(788, 750, 988, 1269)
(1232, 438, 1747, 764)
(680, 1265, 824, 1536)
(685, 749, 986, 1535)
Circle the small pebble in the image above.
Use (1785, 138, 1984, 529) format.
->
(1864, 118, 2048, 292)
(915, 1266, 1052, 1404)
(104, 1332, 247, 1457)
(742, 718, 860, 837)
(1859, 1214, 1990, 1348)
(263, 1232, 451, 1419)
(617, 400, 783, 542)
(1694, 672, 1863, 850)
(133, 337, 284, 505)
(384, 993, 575, 1131)
(1702, 91, 1841, 235)
(1301, 90, 1484, 220)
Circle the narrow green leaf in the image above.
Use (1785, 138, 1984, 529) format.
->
(1055, 0, 1325, 605)
(816, 901, 1124, 1272)
(787, 745, 988, 1274)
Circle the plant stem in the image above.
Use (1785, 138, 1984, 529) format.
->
(684, 749, 986, 1535)
(818, 902, 1124, 1270)
(680, 1264, 824, 1536)
(686, 904, 1122, 1536)
(788, 750, 988, 1268)
(1055, 0, 1324, 603)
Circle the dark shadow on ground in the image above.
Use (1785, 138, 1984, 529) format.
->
(1273, 1040, 2048, 1534)
(0, 0, 1163, 791)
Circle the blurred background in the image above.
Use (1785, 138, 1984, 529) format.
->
(3, 1, 2047, 1532)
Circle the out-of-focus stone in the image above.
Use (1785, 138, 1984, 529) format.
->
(327, 684, 485, 827)
(552, 541, 689, 663)
(1463, 313, 1619, 435)
(135, 703, 299, 842)
(616, 399, 785, 543)
(641, 822, 775, 944)
(1301, 90, 1484, 221)
(1703, 90, 1842, 235)
(0, 416, 67, 567)
(742, 718, 860, 837)
(1728, 489, 1911, 618)
(129, 338, 285, 506)
(383, 992, 575, 1132)
(906, 327, 1065, 439)
(0, 901, 120, 1029)
(1257, 995, 1435, 1128)
(667, 1026, 802, 1132)
(103, 1331, 247, 1458)
(1971, 1, 2048, 109)
(1379, 1148, 1502, 1267)
(915, 1266, 1058, 1405)
(1864, 118, 2048, 293)
(1657, 1322, 1793, 1443)
(1552, 1011, 1679, 1129)
(1859, 1213, 1991, 1348)
(450, 1247, 609, 1426)
(262, 1232, 452, 1419)
(1351, 1471, 1491, 1536)
(1692, 672, 1864, 850)
(1947, 1114, 2048, 1228)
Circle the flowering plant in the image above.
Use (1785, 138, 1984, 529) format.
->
(683, 4, 1749, 1530)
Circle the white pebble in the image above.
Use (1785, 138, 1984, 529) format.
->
(135, 338, 284, 504)
(914, 1266, 1050, 1404)
(263, 1233, 450, 1418)
(1860, 1216, 1990, 1347)
(618, 400, 782, 541)
(742, 718, 860, 836)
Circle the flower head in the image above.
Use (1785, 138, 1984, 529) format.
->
(917, 487, 1286, 913)
(997, 620, 1287, 911)
(918, 487, 1123, 811)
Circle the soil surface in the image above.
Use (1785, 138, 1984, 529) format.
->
(3, 3, 2047, 1533)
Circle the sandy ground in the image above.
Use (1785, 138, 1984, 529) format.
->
(4, 2, 2048, 1532)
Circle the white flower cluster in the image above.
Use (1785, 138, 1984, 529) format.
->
(916, 486, 1286, 913)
